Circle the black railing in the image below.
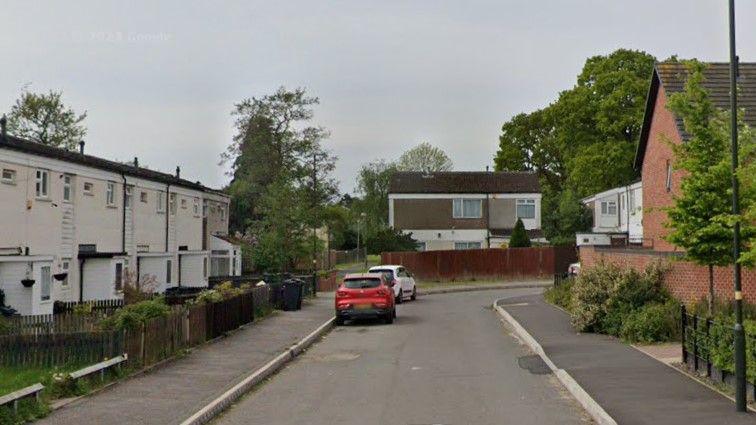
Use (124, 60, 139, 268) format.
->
(681, 305, 756, 401)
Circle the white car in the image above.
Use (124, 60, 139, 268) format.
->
(368, 265, 417, 303)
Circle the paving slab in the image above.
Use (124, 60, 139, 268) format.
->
(38, 297, 334, 425)
(498, 293, 756, 425)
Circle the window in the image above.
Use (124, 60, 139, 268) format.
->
(166, 260, 172, 283)
(114, 263, 123, 291)
(516, 199, 536, 219)
(665, 161, 673, 192)
(416, 242, 426, 252)
(106, 182, 116, 206)
(60, 260, 70, 287)
(219, 205, 226, 221)
(169, 193, 177, 214)
(125, 186, 133, 208)
(452, 199, 482, 219)
(140, 191, 148, 203)
(193, 198, 200, 216)
(203, 257, 208, 278)
(601, 201, 617, 215)
(40, 266, 51, 301)
(157, 191, 165, 213)
(180, 198, 187, 209)
(455, 242, 482, 250)
(63, 175, 73, 202)
(137, 245, 150, 253)
(629, 191, 636, 211)
(202, 201, 208, 218)
(83, 182, 94, 195)
(35, 169, 49, 198)
(1, 168, 16, 184)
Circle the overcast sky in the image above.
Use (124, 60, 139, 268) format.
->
(2, 1, 755, 193)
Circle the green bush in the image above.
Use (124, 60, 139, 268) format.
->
(100, 298, 170, 331)
(620, 301, 681, 343)
(544, 279, 574, 311)
(0, 398, 48, 424)
(570, 262, 622, 332)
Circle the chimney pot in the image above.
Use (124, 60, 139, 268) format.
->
(79, 141, 85, 154)
(134, 157, 139, 167)
(175, 166, 181, 178)
(0, 115, 6, 140)
(486, 165, 490, 172)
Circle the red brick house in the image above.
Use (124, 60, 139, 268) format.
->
(580, 61, 756, 303)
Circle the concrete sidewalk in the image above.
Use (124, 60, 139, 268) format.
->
(39, 297, 334, 425)
(498, 293, 755, 425)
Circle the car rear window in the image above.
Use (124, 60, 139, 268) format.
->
(343, 278, 381, 289)
(370, 269, 394, 280)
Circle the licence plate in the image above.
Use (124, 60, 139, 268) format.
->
(354, 304, 372, 310)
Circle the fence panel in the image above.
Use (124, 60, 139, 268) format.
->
(0, 331, 122, 368)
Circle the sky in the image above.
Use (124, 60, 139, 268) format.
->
(2, 1, 755, 194)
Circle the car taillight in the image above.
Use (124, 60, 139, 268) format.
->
(337, 303, 351, 310)
(336, 290, 348, 297)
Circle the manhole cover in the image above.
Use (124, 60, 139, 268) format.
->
(517, 355, 551, 375)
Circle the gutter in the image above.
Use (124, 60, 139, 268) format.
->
(165, 183, 171, 252)
(78, 258, 86, 302)
(121, 174, 127, 253)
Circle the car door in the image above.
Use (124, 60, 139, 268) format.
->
(405, 269, 416, 292)
(396, 267, 411, 295)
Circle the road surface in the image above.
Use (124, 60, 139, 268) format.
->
(214, 288, 590, 425)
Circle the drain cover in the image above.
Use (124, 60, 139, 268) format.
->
(517, 354, 551, 375)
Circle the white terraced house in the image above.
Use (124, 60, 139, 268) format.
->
(0, 119, 241, 316)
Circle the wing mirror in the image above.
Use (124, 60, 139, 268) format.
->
(387, 280, 395, 287)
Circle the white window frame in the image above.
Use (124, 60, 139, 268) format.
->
(202, 201, 208, 218)
(157, 191, 165, 213)
(35, 169, 49, 198)
(180, 198, 187, 209)
(166, 260, 172, 283)
(169, 193, 177, 215)
(83, 181, 94, 196)
(516, 199, 536, 219)
(60, 260, 70, 288)
(114, 262, 123, 291)
(140, 191, 148, 203)
(125, 186, 133, 208)
(40, 265, 51, 301)
(454, 242, 482, 250)
(1, 168, 16, 184)
(193, 198, 200, 216)
(63, 174, 73, 202)
(219, 205, 226, 221)
(106, 181, 116, 206)
(452, 199, 482, 219)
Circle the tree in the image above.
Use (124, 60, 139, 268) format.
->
(397, 142, 453, 172)
(509, 218, 531, 248)
(664, 60, 755, 313)
(741, 130, 756, 266)
(223, 87, 337, 271)
(363, 227, 418, 254)
(495, 49, 656, 242)
(6, 89, 87, 150)
(353, 159, 397, 234)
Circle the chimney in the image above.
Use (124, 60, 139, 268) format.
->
(175, 166, 181, 178)
(486, 165, 490, 172)
(78, 141, 85, 154)
(134, 157, 139, 167)
(0, 115, 6, 141)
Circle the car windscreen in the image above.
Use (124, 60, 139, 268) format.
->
(369, 269, 394, 280)
(343, 278, 381, 289)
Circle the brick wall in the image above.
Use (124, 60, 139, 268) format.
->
(641, 84, 688, 252)
(580, 246, 756, 304)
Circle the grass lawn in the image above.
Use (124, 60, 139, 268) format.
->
(0, 363, 87, 396)
(333, 255, 381, 272)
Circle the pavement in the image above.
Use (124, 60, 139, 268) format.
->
(498, 293, 756, 425)
(214, 288, 592, 425)
(38, 296, 334, 425)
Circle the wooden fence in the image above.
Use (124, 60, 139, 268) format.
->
(0, 285, 271, 368)
(54, 299, 124, 315)
(0, 313, 103, 336)
(380, 246, 578, 282)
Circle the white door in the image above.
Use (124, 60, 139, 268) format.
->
(396, 267, 411, 295)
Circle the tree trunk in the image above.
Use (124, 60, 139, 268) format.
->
(708, 264, 714, 316)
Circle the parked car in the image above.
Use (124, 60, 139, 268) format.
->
(335, 273, 396, 325)
(368, 265, 417, 303)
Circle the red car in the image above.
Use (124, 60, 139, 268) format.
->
(335, 273, 396, 325)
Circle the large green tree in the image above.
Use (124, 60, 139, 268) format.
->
(396, 142, 453, 172)
(495, 49, 656, 243)
(6, 89, 87, 150)
(223, 87, 336, 271)
(353, 159, 397, 233)
(665, 61, 756, 313)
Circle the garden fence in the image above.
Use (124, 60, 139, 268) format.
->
(681, 305, 756, 401)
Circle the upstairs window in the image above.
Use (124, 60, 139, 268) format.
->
(219, 205, 226, 221)
(601, 201, 617, 215)
(516, 199, 536, 219)
(452, 199, 482, 219)
(1, 168, 16, 184)
(106, 182, 116, 206)
(83, 182, 94, 195)
(180, 198, 187, 209)
(35, 169, 49, 198)
(169, 193, 177, 214)
(157, 192, 165, 213)
(193, 198, 200, 216)
(63, 175, 73, 202)
(125, 186, 133, 208)
(140, 191, 148, 203)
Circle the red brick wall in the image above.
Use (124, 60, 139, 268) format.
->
(641, 84, 687, 252)
(579, 246, 756, 304)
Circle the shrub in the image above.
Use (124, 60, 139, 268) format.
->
(544, 279, 574, 312)
(190, 282, 246, 306)
(100, 298, 170, 331)
(509, 218, 531, 248)
(570, 262, 622, 332)
(619, 301, 680, 343)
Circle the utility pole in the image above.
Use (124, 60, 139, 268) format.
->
(727, 0, 746, 412)
(312, 152, 318, 273)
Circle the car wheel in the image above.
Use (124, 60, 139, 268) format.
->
(335, 316, 345, 326)
(385, 310, 394, 324)
(410, 286, 417, 301)
(396, 289, 403, 304)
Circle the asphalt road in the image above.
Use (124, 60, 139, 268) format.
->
(214, 288, 591, 425)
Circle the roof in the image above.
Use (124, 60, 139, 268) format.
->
(212, 234, 246, 246)
(389, 171, 540, 194)
(490, 228, 544, 239)
(634, 61, 756, 169)
(0, 133, 225, 193)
